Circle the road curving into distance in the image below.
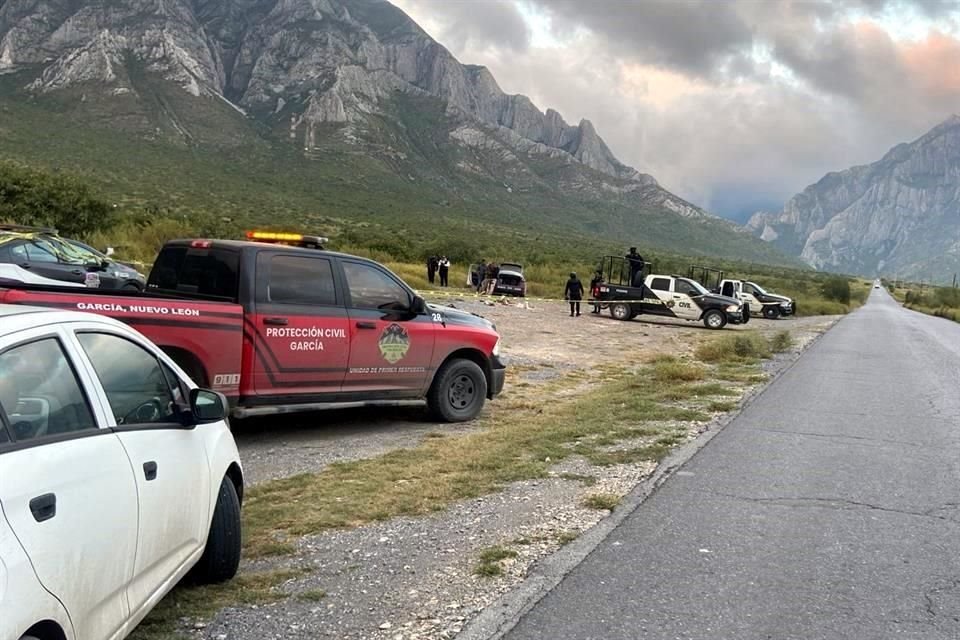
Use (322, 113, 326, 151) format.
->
(502, 287, 960, 640)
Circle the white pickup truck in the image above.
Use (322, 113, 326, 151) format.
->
(718, 279, 795, 319)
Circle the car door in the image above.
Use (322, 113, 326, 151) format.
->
(644, 276, 675, 317)
(8, 240, 86, 285)
(71, 328, 210, 615)
(0, 330, 139, 640)
(741, 282, 762, 307)
(672, 279, 708, 321)
(250, 252, 350, 397)
(341, 259, 436, 394)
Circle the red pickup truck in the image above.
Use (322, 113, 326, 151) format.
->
(0, 235, 505, 422)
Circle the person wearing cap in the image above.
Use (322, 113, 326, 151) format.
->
(564, 272, 585, 317)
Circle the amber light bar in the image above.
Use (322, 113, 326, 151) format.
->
(246, 230, 304, 242)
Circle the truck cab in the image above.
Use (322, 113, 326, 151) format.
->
(719, 279, 795, 319)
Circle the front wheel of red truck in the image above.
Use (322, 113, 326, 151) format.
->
(428, 359, 488, 422)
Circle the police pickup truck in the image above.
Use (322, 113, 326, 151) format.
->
(688, 266, 795, 320)
(0, 231, 506, 422)
(594, 257, 748, 330)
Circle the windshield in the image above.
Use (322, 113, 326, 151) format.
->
(746, 281, 768, 295)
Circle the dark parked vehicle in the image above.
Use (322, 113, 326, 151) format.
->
(492, 263, 526, 297)
(0, 225, 144, 290)
(63, 238, 147, 290)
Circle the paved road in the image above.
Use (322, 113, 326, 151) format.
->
(505, 289, 960, 639)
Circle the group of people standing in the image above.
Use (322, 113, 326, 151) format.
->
(426, 255, 451, 287)
(474, 260, 500, 293)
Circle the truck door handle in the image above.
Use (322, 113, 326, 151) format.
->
(143, 461, 158, 481)
(29, 493, 56, 522)
(356, 321, 377, 329)
(263, 317, 289, 326)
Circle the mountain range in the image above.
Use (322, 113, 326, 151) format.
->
(0, 0, 793, 265)
(748, 116, 960, 281)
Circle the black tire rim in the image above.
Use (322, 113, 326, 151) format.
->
(448, 373, 477, 411)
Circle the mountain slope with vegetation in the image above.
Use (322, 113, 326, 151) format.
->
(0, 0, 797, 267)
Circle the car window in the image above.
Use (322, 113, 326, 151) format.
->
(343, 261, 410, 311)
(7, 244, 27, 263)
(675, 280, 698, 296)
(0, 338, 97, 442)
(743, 283, 758, 295)
(650, 277, 672, 291)
(25, 240, 63, 263)
(147, 246, 240, 300)
(76, 333, 179, 426)
(0, 420, 8, 444)
(267, 255, 337, 306)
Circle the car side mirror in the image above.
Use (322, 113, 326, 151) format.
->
(411, 294, 427, 314)
(189, 388, 229, 424)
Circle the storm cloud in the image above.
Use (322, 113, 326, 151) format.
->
(391, 0, 960, 217)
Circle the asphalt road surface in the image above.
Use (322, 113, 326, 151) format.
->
(505, 288, 960, 639)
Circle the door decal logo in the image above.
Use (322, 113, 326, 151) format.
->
(379, 323, 410, 363)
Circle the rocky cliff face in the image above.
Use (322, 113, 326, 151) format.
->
(0, 0, 674, 195)
(748, 115, 960, 279)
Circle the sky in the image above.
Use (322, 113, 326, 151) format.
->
(390, 0, 960, 221)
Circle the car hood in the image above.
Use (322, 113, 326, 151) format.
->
(759, 292, 792, 304)
(428, 303, 497, 331)
(697, 293, 743, 307)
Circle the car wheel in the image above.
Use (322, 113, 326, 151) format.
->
(189, 477, 241, 584)
(428, 358, 487, 422)
(610, 303, 631, 321)
(762, 305, 780, 320)
(703, 309, 727, 330)
(122, 282, 142, 291)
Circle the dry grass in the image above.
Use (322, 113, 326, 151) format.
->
(582, 493, 622, 511)
(129, 568, 308, 640)
(474, 545, 519, 577)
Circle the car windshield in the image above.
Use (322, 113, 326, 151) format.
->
(746, 281, 768, 295)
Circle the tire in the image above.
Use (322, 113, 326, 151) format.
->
(428, 358, 488, 422)
(610, 303, 632, 321)
(703, 309, 727, 330)
(122, 282, 142, 291)
(190, 477, 241, 584)
(762, 305, 781, 320)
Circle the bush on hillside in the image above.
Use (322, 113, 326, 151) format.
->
(821, 276, 851, 305)
(0, 162, 115, 236)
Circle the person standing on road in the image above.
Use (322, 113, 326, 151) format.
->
(427, 255, 438, 284)
(589, 270, 604, 314)
(438, 256, 450, 287)
(565, 272, 584, 317)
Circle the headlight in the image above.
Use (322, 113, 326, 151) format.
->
(492, 338, 501, 357)
(726, 305, 740, 312)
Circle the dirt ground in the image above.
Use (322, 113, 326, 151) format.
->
(186, 302, 839, 640)
(236, 300, 830, 486)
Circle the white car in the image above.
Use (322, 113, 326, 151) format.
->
(0, 306, 243, 640)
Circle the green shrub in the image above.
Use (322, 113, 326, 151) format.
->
(770, 330, 793, 352)
(652, 360, 706, 382)
(696, 332, 772, 363)
(821, 276, 851, 304)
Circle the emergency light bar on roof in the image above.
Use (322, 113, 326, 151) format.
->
(245, 230, 327, 249)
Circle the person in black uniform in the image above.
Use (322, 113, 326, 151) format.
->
(625, 247, 645, 287)
(427, 255, 438, 284)
(589, 270, 604, 314)
(564, 272, 584, 317)
(438, 256, 450, 287)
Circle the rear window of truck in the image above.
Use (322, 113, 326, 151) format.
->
(147, 246, 240, 300)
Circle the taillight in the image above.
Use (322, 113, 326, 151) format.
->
(191, 240, 212, 248)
